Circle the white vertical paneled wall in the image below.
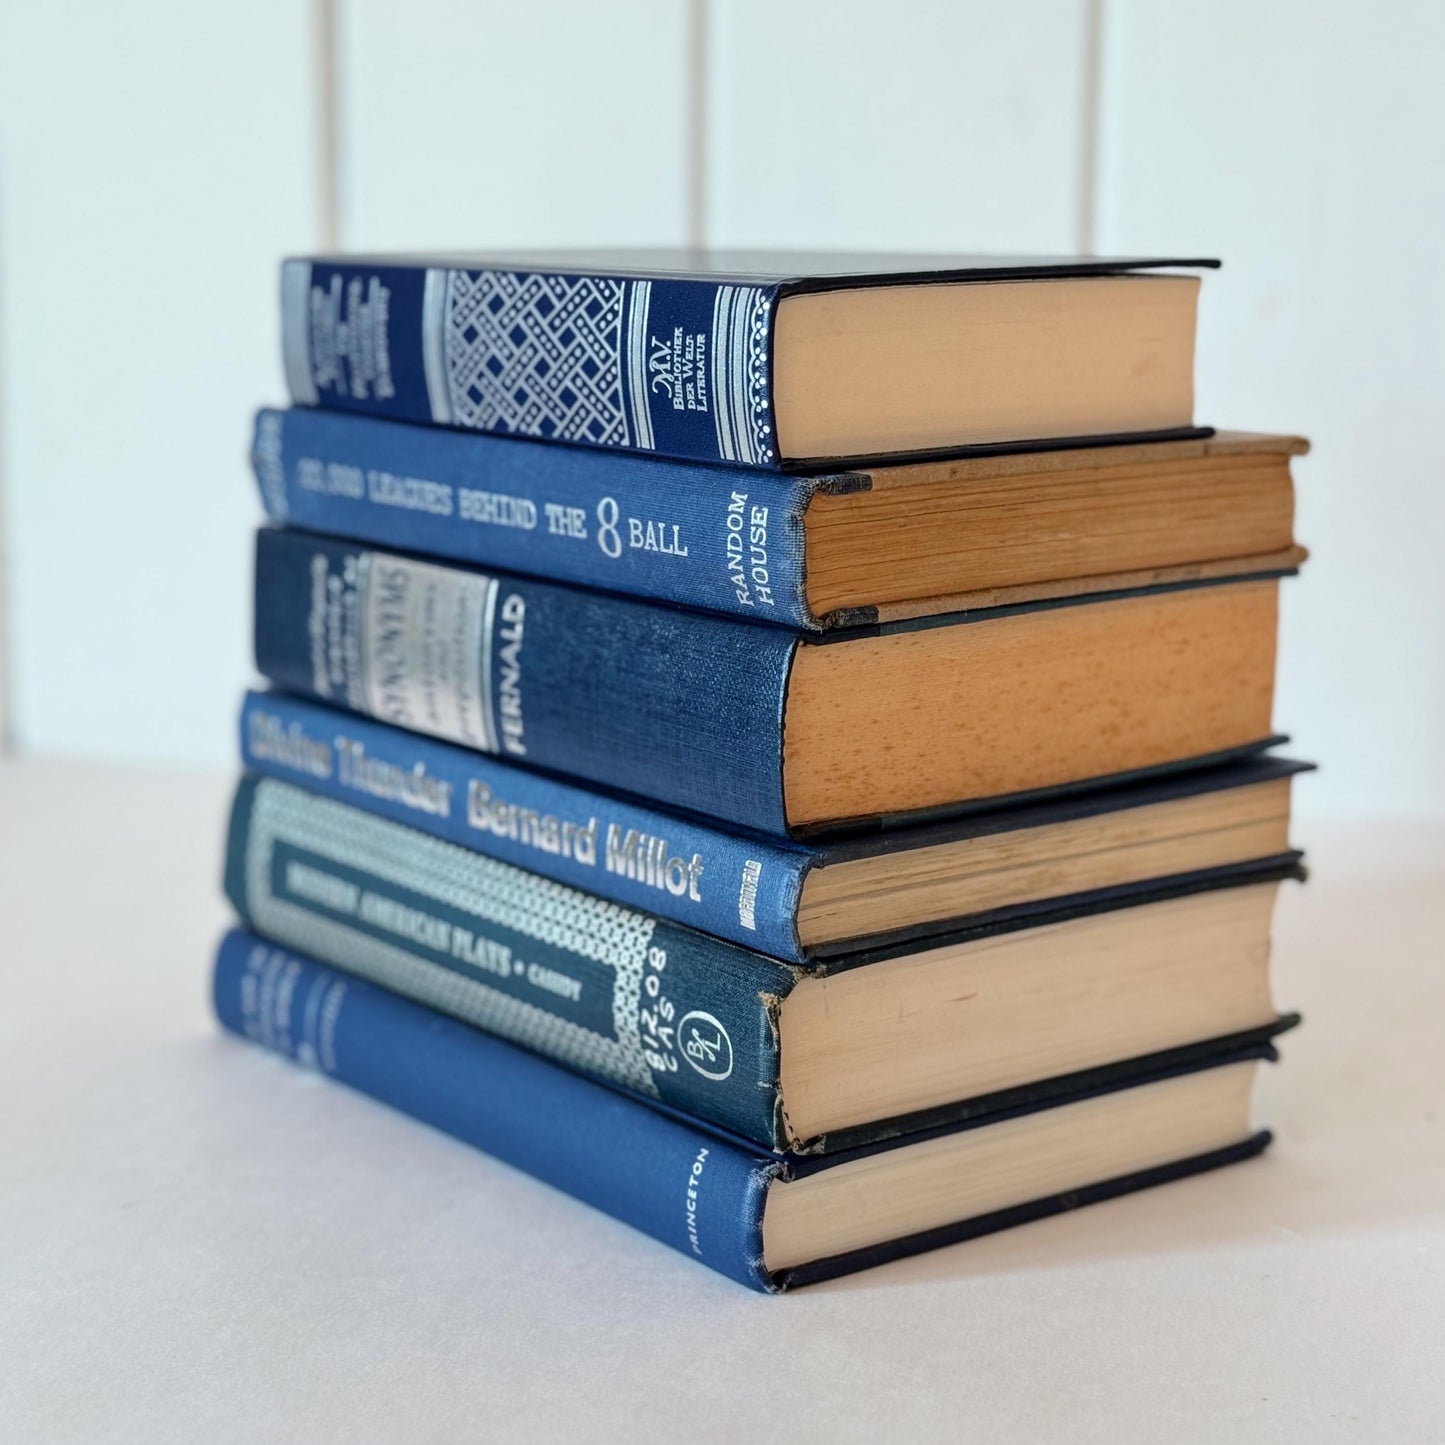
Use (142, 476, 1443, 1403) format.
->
(1094, 0, 1445, 819)
(337, 0, 693, 250)
(707, 0, 1089, 251)
(0, 1, 320, 764)
(0, 2, 1440, 819)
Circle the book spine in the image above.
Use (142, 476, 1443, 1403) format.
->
(239, 690, 812, 962)
(281, 259, 782, 469)
(213, 930, 777, 1291)
(252, 527, 797, 836)
(224, 775, 802, 1149)
(252, 408, 821, 628)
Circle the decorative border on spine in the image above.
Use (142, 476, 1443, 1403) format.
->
(421, 268, 454, 424)
(476, 572, 500, 754)
(281, 260, 318, 405)
(624, 280, 655, 451)
(710, 285, 774, 467)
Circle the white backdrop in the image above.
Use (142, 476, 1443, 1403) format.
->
(1, 0, 1441, 820)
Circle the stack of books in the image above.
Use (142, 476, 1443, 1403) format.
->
(216, 251, 1310, 1292)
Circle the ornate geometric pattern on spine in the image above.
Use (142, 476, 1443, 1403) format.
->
(438, 269, 631, 446)
(242, 780, 660, 1096)
(711, 285, 775, 467)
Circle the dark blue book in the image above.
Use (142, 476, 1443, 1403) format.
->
(214, 929, 1283, 1292)
(239, 688, 1310, 963)
(224, 774, 1301, 1154)
(252, 408, 1305, 631)
(252, 526, 1292, 836)
(279, 250, 1213, 469)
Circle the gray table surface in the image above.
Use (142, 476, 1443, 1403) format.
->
(3, 759, 1442, 1443)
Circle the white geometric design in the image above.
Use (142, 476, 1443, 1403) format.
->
(242, 779, 660, 1096)
(441, 269, 630, 446)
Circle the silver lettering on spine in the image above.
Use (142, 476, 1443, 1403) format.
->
(624, 280, 655, 450)
(494, 593, 526, 756)
(249, 707, 334, 779)
(737, 860, 761, 931)
(252, 413, 289, 520)
(357, 553, 499, 753)
(281, 260, 318, 405)
(253, 411, 288, 521)
(421, 268, 454, 423)
(710, 285, 774, 466)
(685, 1147, 710, 1255)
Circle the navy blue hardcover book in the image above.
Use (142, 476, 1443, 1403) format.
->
(279, 250, 1215, 469)
(251, 410, 1304, 632)
(215, 929, 1282, 1292)
(239, 688, 1311, 963)
(253, 406, 827, 629)
(252, 526, 1293, 837)
(223, 773, 1302, 1154)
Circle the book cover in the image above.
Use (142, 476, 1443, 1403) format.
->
(214, 929, 1279, 1292)
(252, 411, 1307, 632)
(252, 406, 823, 629)
(253, 525, 796, 834)
(223, 773, 1302, 1153)
(280, 251, 1215, 469)
(252, 527, 1291, 837)
(239, 689, 1311, 962)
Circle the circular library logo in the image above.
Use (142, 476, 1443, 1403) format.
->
(678, 1011, 734, 1082)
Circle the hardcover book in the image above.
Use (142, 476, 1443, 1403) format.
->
(240, 689, 1311, 962)
(253, 409, 1307, 630)
(252, 527, 1292, 836)
(223, 774, 1301, 1153)
(215, 930, 1284, 1292)
(279, 251, 1214, 469)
